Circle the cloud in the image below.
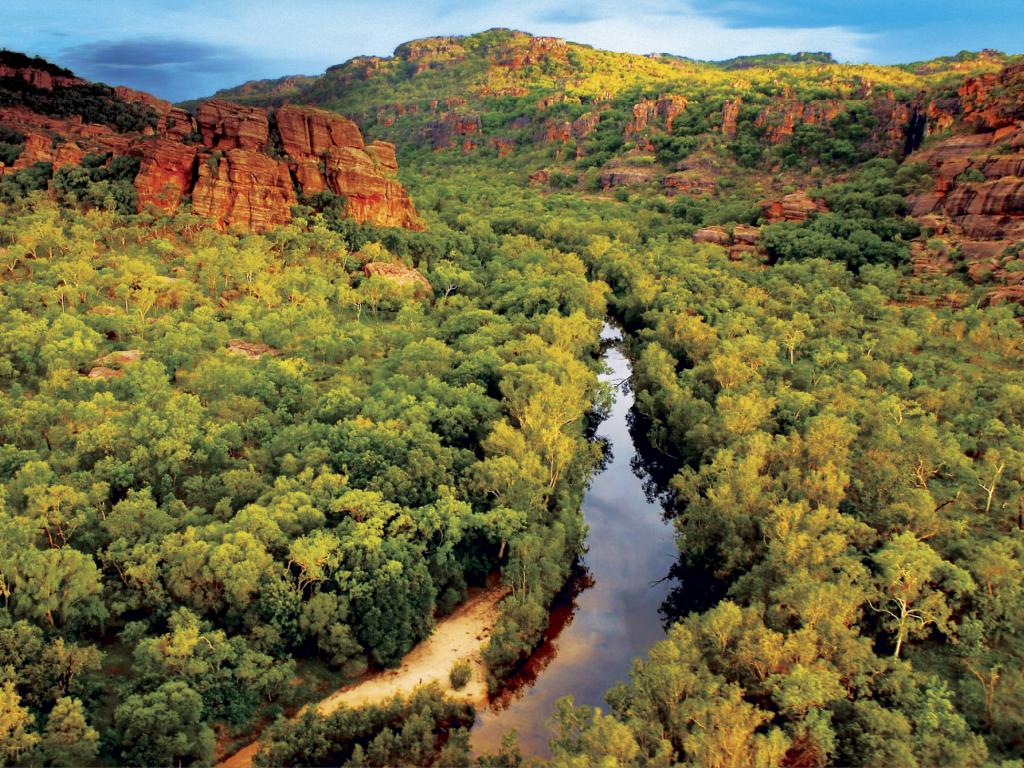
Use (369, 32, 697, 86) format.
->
(62, 38, 255, 100)
(532, 7, 610, 25)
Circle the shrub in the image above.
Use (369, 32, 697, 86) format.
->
(449, 659, 472, 690)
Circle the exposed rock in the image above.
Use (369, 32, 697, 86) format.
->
(366, 140, 398, 172)
(760, 191, 825, 222)
(362, 262, 433, 295)
(191, 148, 296, 231)
(490, 137, 516, 158)
(528, 169, 549, 186)
(275, 104, 363, 156)
(196, 100, 269, 150)
(732, 224, 761, 244)
(86, 366, 122, 379)
(722, 99, 742, 138)
(95, 349, 143, 368)
(599, 163, 657, 188)
(325, 145, 422, 229)
(424, 112, 482, 150)
(11, 132, 84, 170)
(227, 340, 280, 358)
(960, 63, 1024, 131)
(0, 64, 84, 90)
(496, 35, 567, 68)
(729, 243, 759, 260)
(133, 139, 198, 212)
(627, 95, 687, 136)
(573, 112, 600, 139)
(662, 170, 717, 197)
(755, 98, 844, 144)
(693, 226, 731, 245)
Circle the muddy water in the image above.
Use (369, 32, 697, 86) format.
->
(469, 325, 683, 756)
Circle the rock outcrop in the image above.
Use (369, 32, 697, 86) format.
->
(760, 191, 826, 222)
(132, 139, 198, 212)
(904, 62, 1024, 301)
(197, 100, 268, 150)
(271, 104, 420, 228)
(0, 62, 422, 233)
(192, 149, 296, 231)
(363, 262, 433, 295)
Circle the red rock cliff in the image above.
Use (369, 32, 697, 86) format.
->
(0, 64, 422, 233)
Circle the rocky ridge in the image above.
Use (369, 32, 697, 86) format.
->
(0, 67, 422, 232)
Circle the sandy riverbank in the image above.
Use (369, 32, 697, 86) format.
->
(218, 584, 508, 768)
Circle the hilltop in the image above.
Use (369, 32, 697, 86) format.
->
(202, 28, 1024, 303)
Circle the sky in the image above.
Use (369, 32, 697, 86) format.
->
(4, 1, 1023, 102)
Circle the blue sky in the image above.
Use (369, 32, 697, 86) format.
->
(4, 1, 1022, 101)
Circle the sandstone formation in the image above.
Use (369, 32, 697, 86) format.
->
(760, 191, 826, 222)
(363, 262, 433, 295)
(0, 64, 422, 233)
(197, 100, 268, 150)
(599, 164, 657, 189)
(693, 225, 731, 245)
(132, 139, 198, 212)
(192, 149, 296, 231)
(904, 62, 1024, 301)
(227, 340, 281, 358)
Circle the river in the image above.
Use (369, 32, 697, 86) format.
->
(469, 324, 685, 756)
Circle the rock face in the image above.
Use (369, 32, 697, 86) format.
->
(693, 226, 731, 245)
(273, 104, 420, 229)
(904, 62, 1024, 300)
(760, 191, 826, 222)
(721, 99, 742, 138)
(133, 139, 198, 212)
(0, 63, 422, 233)
(599, 163, 657, 189)
(627, 95, 687, 137)
(276, 104, 363, 156)
(363, 262, 433, 295)
(197, 100, 268, 150)
(192, 149, 297, 231)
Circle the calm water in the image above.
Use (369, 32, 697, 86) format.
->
(469, 325, 683, 756)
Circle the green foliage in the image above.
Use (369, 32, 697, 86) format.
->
(449, 658, 472, 690)
(0, 185, 605, 761)
(254, 685, 473, 767)
(761, 159, 922, 271)
(0, 126, 23, 167)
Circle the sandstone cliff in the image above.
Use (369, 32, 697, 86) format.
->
(0, 62, 422, 233)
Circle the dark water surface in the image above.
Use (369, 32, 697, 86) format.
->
(469, 325, 683, 756)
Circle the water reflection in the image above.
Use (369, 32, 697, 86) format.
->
(470, 326, 687, 757)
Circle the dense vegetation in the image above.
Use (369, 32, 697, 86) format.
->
(2, 30, 1023, 768)
(0, 76, 157, 134)
(394, 163, 1024, 766)
(0, 189, 608, 764)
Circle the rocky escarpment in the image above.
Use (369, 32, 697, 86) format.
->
(0, 63, 422, 232)
(276, 105, 419, 228)
(906, 63, 1024, 296)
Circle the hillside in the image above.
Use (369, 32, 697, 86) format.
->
(0, 53, 421, 231)
(202, 29, 1024, 303)
(0, 28, 1023, 768)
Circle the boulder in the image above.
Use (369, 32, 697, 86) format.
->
(761, 191, 824, 222)
(693, 226, 731, 245)
(227, 340, 280, 358)
(363, 262, 432, 295)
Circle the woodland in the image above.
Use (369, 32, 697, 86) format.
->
(0, 29, 1022, 768)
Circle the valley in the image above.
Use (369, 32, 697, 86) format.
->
(0, 25, 1022, 768)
